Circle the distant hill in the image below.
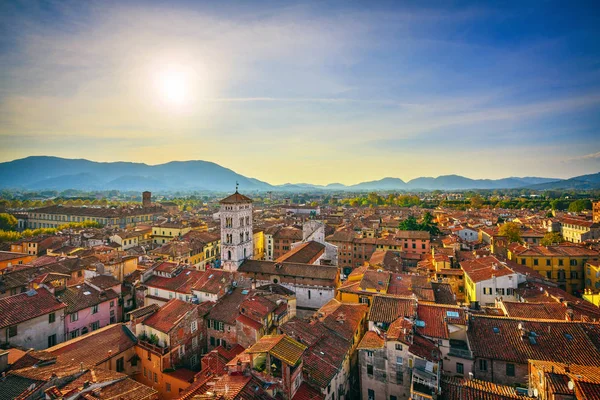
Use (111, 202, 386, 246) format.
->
(0, 156, 595, 192)
(527, 172, 600, 190)
(0, 156, 273, 192)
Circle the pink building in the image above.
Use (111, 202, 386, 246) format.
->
(57, 282, 121, 340)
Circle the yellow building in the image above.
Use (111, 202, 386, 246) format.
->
(253, 229, 265, 260)
(152, 222, 192, 244)
(0, 251, 35, 272)
(508, 243, 600, 294)
(584, 262, 600, 306)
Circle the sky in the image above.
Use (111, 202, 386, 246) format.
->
(0, 0, 599, 185)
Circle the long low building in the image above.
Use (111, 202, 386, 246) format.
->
(238, 259, 340, 309)
(27, 204, 164, 229)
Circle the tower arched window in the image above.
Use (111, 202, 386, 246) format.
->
(240, 233, 244, 243)
(246, 231, 249, 241)
(246, 216, 250, 225)
(228, 250, 231, 260)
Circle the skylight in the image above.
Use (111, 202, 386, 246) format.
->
(446, 311, 460, 318)
(493, 327, 500, 334)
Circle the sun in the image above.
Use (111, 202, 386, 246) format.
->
(155, 65, 193, 107)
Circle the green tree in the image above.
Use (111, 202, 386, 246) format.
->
(419, 212, 441, 235)
(470, 195, 484, 209)
(498, 222, 523, 244)
(567, 199, 592, 213)
(541, 232, 563, 246)
(0, 213, 18, 231)
(399, 216, 420, 231)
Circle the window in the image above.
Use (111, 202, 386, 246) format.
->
(91, 321, 100, 331)
(70, 312, 79, 322)
(570, 259, 577, 266)
(367, 364, 373, 375)
(210, 336, 215, 346)
(144, 367, 147, 378)
(70, 329, 79, 339)
(571, 271, 578, 279)
(533, 259, 538, 266)
(110, 301, 114, 308)
(546, 271, 552, 279)
(154, 372, 158, 383)
(191, 354, 198, 367)
(192, 336, 199, 349)
(391, 396, 397, 400)
(116, 357, 124, 372)
(49, 312, 55, 323)
(496, 288, 505, 296)
(48, 334, 57, 347)
(457, 363, 464, 374)
(559, 259, 564, 266)
(479, 359, 488, 371)
(366, 351, 373, 357)
(368, 389, 375, 400)
(166, 383, 171, 393)
(396, 357, 403, 365)
(395, 343, 403, 351)
(92, 305, 99, 314)
(506, 363, 515, 376)
(179, 345, 185, 358)
(8, 325, 17, 337)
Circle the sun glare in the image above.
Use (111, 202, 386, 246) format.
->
(155, 65, 194, 107)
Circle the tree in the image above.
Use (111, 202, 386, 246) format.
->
(541, 232, 563, 246)
(470, 195, 484, 209)
(398, 215, 420, 231)
(420, 212, 441, 235)
(0, 213, 18, 231)
(567, 199, 592, 213)
(498, 222, 523, 244)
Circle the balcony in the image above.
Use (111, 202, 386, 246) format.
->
(448, 339, 473, 359)
(137, 338, 169, 355)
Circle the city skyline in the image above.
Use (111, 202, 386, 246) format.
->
(1, 1, 600, 185)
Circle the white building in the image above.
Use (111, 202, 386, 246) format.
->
(220, 190, 254, 272)
(291, 220, 338, 266)
(0, 288, 66, 350)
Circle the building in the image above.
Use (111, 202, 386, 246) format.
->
(560, 217, 600, 243)
(0, 287, 66, 350)
(594, 200, 600, 223)
(234, 334, 307, 399)
(507, 243, 600, 294)
(528, 360, 600, 400)
(238, 260, 340, 309)
(135, 299, 206, 399)
(358, 322, 441, 400)
(0, 251, 35, 272)
(56, 282, 121, 340)
(152, 222, 192, 244)
(220, 190, 254, 271)
(461, 256, 531, 306)
(27, 203, 164, 229)
(143, 191, 152, 208)
(467, 316, 600, 386)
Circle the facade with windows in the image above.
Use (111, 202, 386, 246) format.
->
(0, 288, 66, 350)
(219, 191, 254, 272)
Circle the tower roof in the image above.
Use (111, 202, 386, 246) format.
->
(219, 191, 253, 204)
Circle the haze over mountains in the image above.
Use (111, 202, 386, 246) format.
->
(0, 156, 598, 192)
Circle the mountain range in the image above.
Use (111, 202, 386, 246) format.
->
(0, 156, 598, 192)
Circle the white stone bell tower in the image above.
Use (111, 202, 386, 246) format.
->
(219, 186, 253, 271)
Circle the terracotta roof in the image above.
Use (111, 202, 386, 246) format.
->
(219, 191, 252, 204)
(246, 334, 306, 366)
(57, 284, 118, 314)
(368, 295, 416, 323)
(357, 331, 384, 350)
(467, 316, 600, 366)
(128, 304, 160, 319)
(143, 299, 198, 333)
(239, 260, 338, 282)
(409, 334, 441, 362)
(0, 251, 30, 262)
(292, 382, 325, 400)
(0, 288, 66, 328)
(460, 256, 519, 283)
(144, 268, 205, 294)
(368, 250, 403, 272)
(431, 282, 458, 305)
(276, 241, 325, 264)
(359, 270, 390, 291)
(416, 304, 467, 339)
(441, 376, 527, 399)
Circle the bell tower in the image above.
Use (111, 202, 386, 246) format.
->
(219, 186, 253, 271)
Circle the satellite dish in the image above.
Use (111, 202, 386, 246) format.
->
(518, 322, 523, 330)
(533, 388, 539, 397)
(568, 380, 574, 391)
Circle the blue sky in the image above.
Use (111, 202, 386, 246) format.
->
(0, 0, 599, 185)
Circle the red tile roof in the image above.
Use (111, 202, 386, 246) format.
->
(0, 288, 66, 328)
(219, 191, 252, 204)
(416, 304, 467, 339)
(142, 299, 198, 333)
(467, 316, 600, 366)
(357, 331, 384, 350)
